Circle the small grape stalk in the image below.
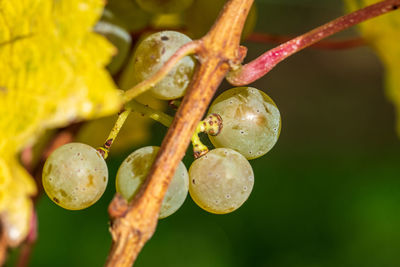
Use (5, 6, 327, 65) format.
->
(191, 113, 223, 158)
(42, 143, 108, 210)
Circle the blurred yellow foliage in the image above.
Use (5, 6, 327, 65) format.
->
(77, 41, 166, 153)
(346, 0, 400, 135)
(0, 0, 121, 246)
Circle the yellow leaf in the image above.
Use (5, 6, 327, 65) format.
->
(345, 0, 400, 135)
(0, 0, 122, 245)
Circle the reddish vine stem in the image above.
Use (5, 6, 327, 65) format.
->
(16, 211, 37, 267)
(105, 0, 253, 266)
(227, 0, 400, 86)
(0, 224, 7, 266)
(247, 33, 365, 50)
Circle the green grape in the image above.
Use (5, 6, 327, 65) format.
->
(189, 148, 254, 214)
(105, 0, 151, 32)
(136, 0, 193, 14)
(116, 146, 189, 219)
(94, 19, 131, 75)
(132, 31, 196, 100)
(208, 87, 281, 160)
(42, 143, 108, 210)
(184, 0, 256, 39)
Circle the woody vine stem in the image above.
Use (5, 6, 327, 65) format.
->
(103, 0, 400, 266)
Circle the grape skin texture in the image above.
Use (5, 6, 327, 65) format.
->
(189, 148, 254, 214)
(42, 143, 108, 210)
(116, 146, 189, 219)
(136, 0, 193, 14)
(132, 31, 196, 100)
(208, 87, 281, 160)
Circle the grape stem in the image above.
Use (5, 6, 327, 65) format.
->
(192, 113, 223, 158)
(100, 100, 222, 160)
(97, 109, 131, 159)
(98, 101, 174, 159)
(126, 100, 173, 127)
(227, 0, 400, 86)
(123, 41, 201, 102)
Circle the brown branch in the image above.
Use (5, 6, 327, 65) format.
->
(247, 33, 365, 50)
(105, 0, 254, 266)
(227, 0, 400, 86)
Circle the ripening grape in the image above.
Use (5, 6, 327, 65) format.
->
(189, 148, 254, 214)
(136, 0, 193, 14)
(208, 87, 281, 160)
(132, 31, 196, 100)
(42, 143, 108, 210)
(94, 19, 131, 75)
(116, 146, 189, 219)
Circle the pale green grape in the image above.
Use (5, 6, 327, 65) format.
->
(94, 19, 131, 75)
(136, 0, 193, 14)
(189, 148, 254, 214)
(184, 0, 256, 39)
(116, 146, 189, 219)
(42, 143, 108, 210)
(105, 0, 151, 32)
(132, 31, 196, 100)
(208, 87, 281, 160)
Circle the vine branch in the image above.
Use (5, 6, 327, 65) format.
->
(227, 0, 400, 86)
(106, 0, 254, 266)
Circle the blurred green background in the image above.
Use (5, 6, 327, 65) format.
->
(8, 0, 400, 266)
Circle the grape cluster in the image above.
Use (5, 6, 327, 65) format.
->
(42, 1, 280, 218)
(188, 87, 280, 214)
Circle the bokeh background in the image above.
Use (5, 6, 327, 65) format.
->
(7, 0, 400, 266)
